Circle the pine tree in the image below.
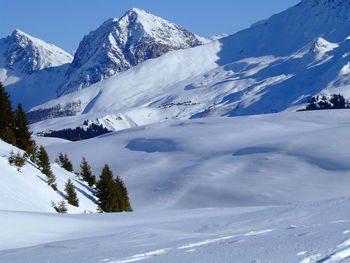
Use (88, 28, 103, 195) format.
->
(0, 82, 16, 145)
(115, 176, 133, 212)
(62, 153, 74, 172)
(8, 150, 27, 171)
(1, 127, 16, 145)
(80, 157, 96, 187)
(56, 152, 65, 166)
(51, 200, 68, 213)
(25, 141, 38, 163)
(37, 146, 57, 190)
(65, 179, 79, 207)
(56, 153, 73, 172)
(14, 103, 34, 151)
(96, 164, 119, 212)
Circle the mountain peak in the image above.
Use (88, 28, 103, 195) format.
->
(59, 8, 206, 96)
(127, 7, 148, 15)
(1, 30, 72, 76)
(12, 29, 27, 36)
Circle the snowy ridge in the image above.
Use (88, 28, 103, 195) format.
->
(0, 139, 97, 213)
(29, 34, 350, 133)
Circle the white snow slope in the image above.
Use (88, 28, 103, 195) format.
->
(3, 110, 350, 262)
(0, 139, 97, 213)
(37, 110, 350, 211)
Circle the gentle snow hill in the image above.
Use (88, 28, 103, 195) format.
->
(0, 139, 97, 213)
(29, 0, 350, 132)
(36, 110, 350, 211)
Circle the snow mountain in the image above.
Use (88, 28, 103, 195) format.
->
(58, 8, 207, 95)
(28, 0, 350, 134)
(1, 9, 207, 110)
(0, 29, 72, 86)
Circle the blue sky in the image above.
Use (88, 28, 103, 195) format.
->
(1, 0, 300, 53)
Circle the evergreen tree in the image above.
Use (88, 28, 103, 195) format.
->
(8, 150, 27, 171)
(51, 200, 68, 213)
(65, 179, 79, 207)
(80, 157, 96, 187)
(25, 141, 38, 163)
(0, 82, 16, 145)
(13, 103, 34, 151)
(56, 153, 73, 172)
(115, 176, 133, 212)
(96, 164, 119, 212)
(1, 127, 16, 145)
(62, 153, 74, 172)
(37, 146, 57, 190)
(56, 152, 65, 166)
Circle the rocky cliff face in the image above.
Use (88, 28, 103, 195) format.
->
(58, 8, 206, 95)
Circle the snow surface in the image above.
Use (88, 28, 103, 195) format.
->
(3, 199, 350, 263)
(3, 110, 350, 262)
(37, 110, 350, 211)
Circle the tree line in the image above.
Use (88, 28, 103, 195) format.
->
(0, 82, 132, 213)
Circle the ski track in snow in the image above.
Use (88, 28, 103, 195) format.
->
(301, 238, 350, 263)
(104, 229, 274, 263)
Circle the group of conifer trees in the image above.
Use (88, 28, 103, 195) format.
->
(0, 81, 132, 213)
(57, 152, 132, 212)
(0, 82, 35, 155)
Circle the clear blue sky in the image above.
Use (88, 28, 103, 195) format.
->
(1, 0, 300, 53)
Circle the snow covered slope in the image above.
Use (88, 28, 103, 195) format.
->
(59, 8, 207, 95)
(36, 110, 350, 211)
(29, 0, 350, 131)
(4, 110, 350, 262)
(0, 139, 97, 213)
(3, 199, 350, 263)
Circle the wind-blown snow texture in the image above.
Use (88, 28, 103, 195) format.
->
(29, 0, 350, 133)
